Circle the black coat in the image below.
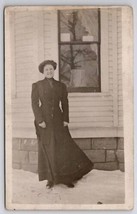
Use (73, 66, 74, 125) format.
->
(31, 78, 69, 125)
(31, 78, 93, 183)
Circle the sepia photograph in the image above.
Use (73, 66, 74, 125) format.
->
(5, 5, 133, 210)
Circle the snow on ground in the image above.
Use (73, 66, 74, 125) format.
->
(12, 169, 125, 204)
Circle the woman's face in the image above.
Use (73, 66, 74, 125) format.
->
(43, 64, 55, 78)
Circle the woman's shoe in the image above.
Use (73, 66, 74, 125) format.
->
(46, 181, 54, 189)
(65, 183, 75, 188)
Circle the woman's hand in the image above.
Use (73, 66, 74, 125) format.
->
(39, 121, 46, 128)
(63, 121, 68, 127)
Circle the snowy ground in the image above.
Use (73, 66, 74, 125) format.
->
(12, 169, 125, 205)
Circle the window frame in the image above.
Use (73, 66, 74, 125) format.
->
(58, 8, 101, 93)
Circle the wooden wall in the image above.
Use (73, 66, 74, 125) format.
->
(10, 7, 123, 139)
(117, 8, 123, 127)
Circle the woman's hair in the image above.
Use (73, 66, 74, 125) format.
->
(38, 60, 57, 73)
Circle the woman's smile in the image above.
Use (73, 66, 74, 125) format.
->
(43, 64, 54, 78)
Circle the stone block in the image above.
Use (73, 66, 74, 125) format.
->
(106, 150, 116, 162)
(116, 150, 124, 163)
(94, 162, 118, 171)
(118, 138, 124, 150)
(84, 150, 105, 163)
(21, 139, 38, 152)
(12, 163, 21, 169)
(74, 138, 91, 150)
(22, 164, 38, 173)
(29, 151, 38, 164)
(12, 138, 21, 150)
(119, 163, 125, 172)
(12, 150, 21, 163)
(20, 151, 29, 164)
(92, 138, 117, 150)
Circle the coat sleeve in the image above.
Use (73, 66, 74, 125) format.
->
(61, 83, 69, 123)
(31, 83, 44, 124)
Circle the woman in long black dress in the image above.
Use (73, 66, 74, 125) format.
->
(31, 60, 93, 188)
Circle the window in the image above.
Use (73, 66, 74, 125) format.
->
(58, 9, 101, 92)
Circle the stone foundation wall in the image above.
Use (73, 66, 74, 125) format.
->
(12, 137, 124, 173)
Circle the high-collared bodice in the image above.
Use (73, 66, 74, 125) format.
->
(31, 78, 69, 124)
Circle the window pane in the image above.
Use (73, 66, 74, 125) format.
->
(60, 44, 100, 90)
(60, 9, 99, 42)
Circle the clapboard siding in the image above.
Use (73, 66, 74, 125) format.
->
(43, 11, 58, 60)
(13, 111, 113, 117)
(117, 8, 123, 127)
(14, 11, 38, 104)
(13, 115, 113, 122)
(12, 11, 38, 136)
(11, 8, 123, 138)
(12, 95, 113, 126)
(12, 121, 113, 129)
(108, 9, 114, 92)
(12, 106, 113, 113)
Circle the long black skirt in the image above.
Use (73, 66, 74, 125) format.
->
(36, 122, 93, 184)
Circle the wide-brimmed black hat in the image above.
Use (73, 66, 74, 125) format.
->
(38, 60, 57, 73)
